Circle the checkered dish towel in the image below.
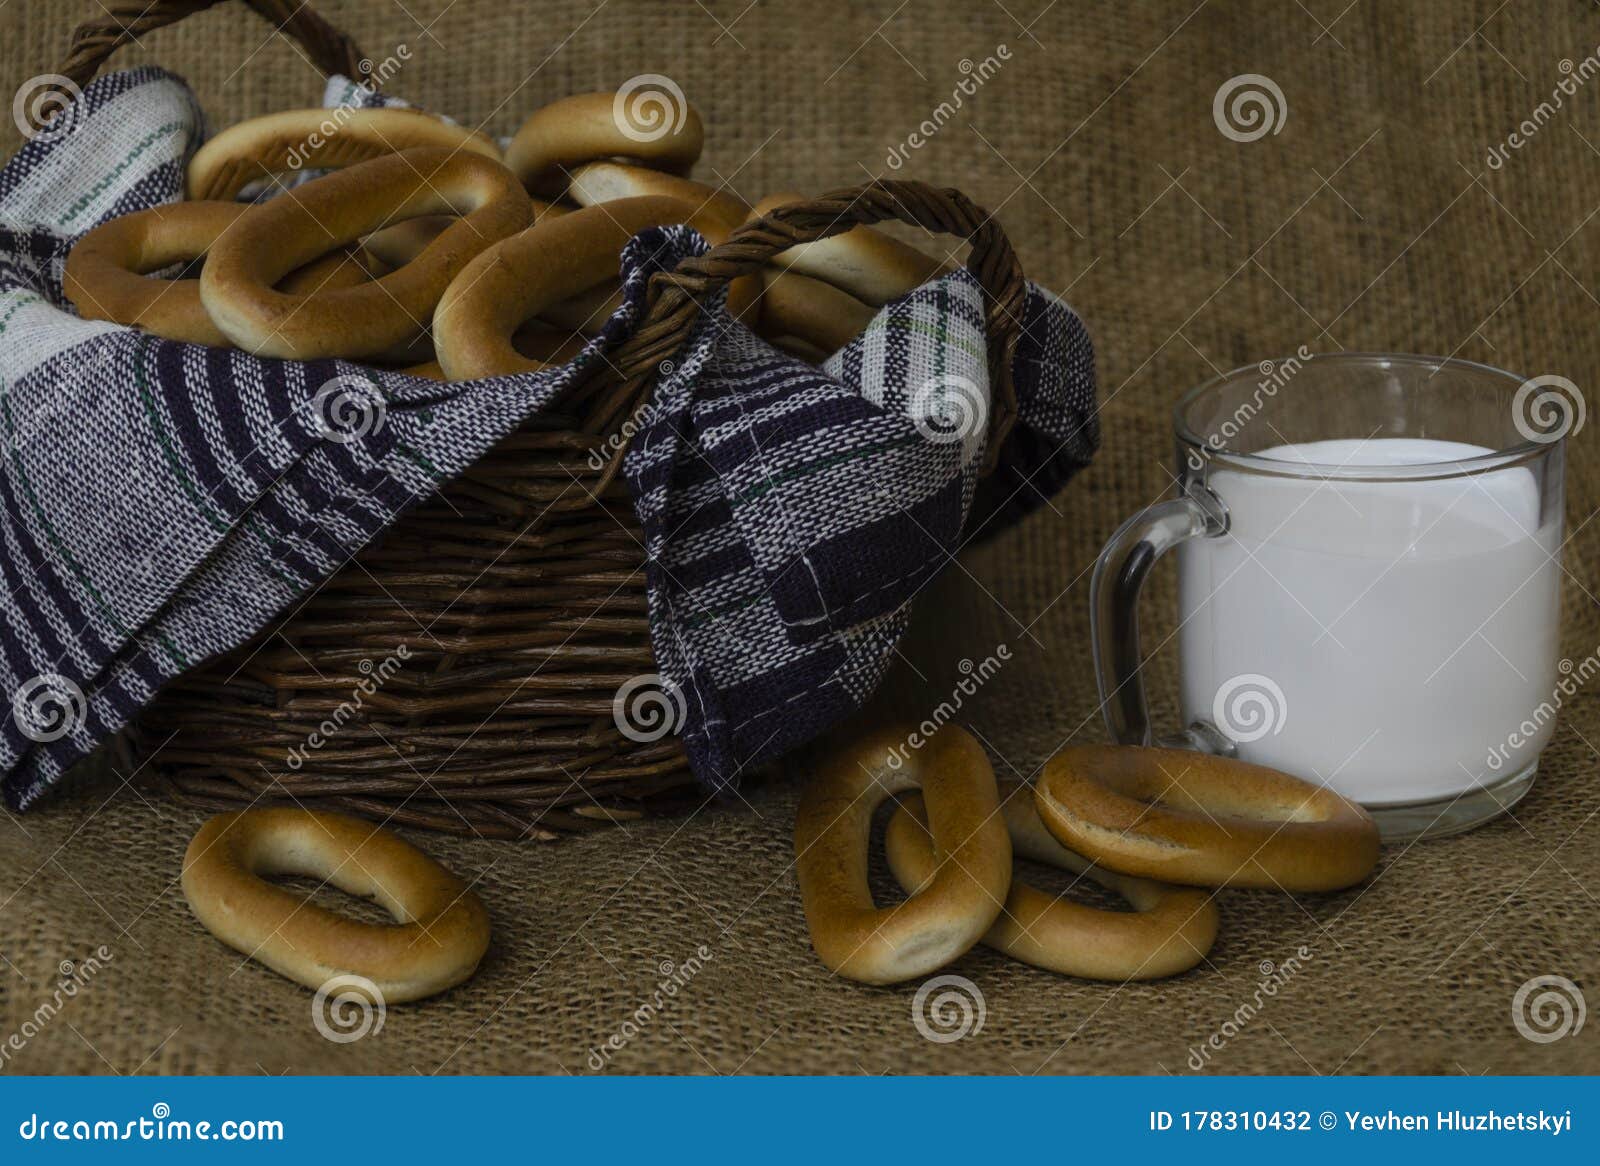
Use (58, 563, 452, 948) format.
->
(0, 68, 1097, 811)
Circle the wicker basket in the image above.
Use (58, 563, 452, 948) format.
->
(58, 0, 1029, 839)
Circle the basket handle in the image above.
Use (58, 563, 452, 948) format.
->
(32, 0, 366, 132)
(590, 179, 1029, 476)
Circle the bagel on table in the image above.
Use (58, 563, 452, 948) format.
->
(793, 723, 1012, 985)
(199, 147, 530, 360)
(433, 195, 761, 380)
(506, 91, 704, 197)
(886, 781, 1219, 980)
(186, 107, 501, 201)
(181, 808, 490, 1003)
(1034, 746, 1381, 892)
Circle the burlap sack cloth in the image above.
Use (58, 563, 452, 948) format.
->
(1, 0, 1595, 1075)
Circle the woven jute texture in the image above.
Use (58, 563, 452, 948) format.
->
(2, 0, 1597, 1075)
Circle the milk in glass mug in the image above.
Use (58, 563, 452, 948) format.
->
(1091, 353, 1568, 840)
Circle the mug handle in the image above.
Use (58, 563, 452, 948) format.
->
(1089, 484, 1229, 748)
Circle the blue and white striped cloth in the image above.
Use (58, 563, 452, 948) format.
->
(0, 68, 1096, 810)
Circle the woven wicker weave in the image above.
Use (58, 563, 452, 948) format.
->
(64, 0, 1029, 840)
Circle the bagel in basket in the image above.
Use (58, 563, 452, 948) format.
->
(433, 195, 761, 380)
(748, 192, 953, 305)
(199, 147, 530, 359)
(186, 107, 501, 201)
(506, 91, 704, 197)
(65, 202, 383, 347)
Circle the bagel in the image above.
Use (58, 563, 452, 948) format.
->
(568, 161, 748, 231)
(749, 192, 953, 305)
(506, 91, 703, 197)
(363, 197, 570, 269)
(765, 333, 832, 365)
(793, 724, 1011, 985)
(1034, 746, 1381, 892)
(434, 195, 760, 380)
(758, 268, 875, 355)
(181, 809, 490, 1003)
(186, 107, 501, 201)
(276, 243, 387, 295)
(886, 782, 1219, 980)
(536, 279, 623, 335)
(200, 147, 530, 359)
(63, 201, 247, 346)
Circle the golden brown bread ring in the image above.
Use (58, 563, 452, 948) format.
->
(276, 243, 387, 296)
(766, 334, 832, 365)
(758, 268, 875, 355)
(181, 809, 490, 1003)
(886, 783, 1219, 980)
(186, 107, 501, 201)
(363, 197, 570, 269)
(64, 201, 247, 346)
(200, 147, 530, 360)
(749, 191, 954, 306)
(506, 91, 704, 197)
(793, 724, 1012, 985)
(434, 195, 760, 380)
(568, 161, 747, 231)
(1034, 746, 1381, 892)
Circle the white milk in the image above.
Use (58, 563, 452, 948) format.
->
(1178, 438, 1560, 804)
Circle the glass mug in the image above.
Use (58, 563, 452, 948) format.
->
(1091, 353, 1567, 841)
